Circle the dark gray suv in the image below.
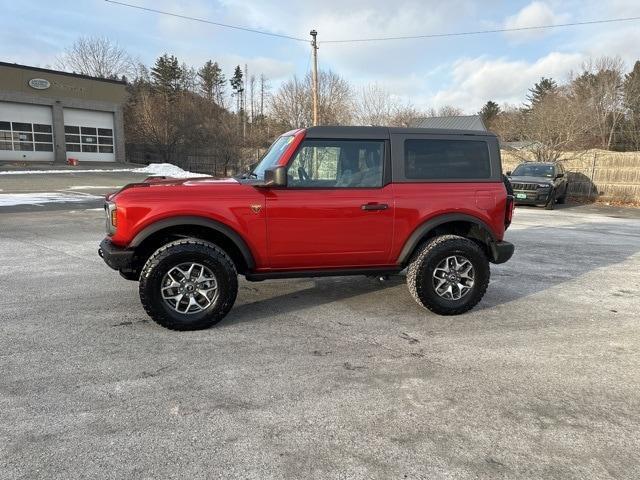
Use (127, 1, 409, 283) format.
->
(506, 162, 569, 210)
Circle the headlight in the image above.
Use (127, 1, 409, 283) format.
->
(105, 202, 117, 235)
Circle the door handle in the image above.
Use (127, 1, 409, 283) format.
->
(361, 203, 389, 211)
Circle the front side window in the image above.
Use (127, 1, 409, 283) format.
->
(404, 139, 491, 180)
(288, 139, 384, 188)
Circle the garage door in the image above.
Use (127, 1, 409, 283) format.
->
(63, 108, 115, 162)
(0, 102, 55, 162)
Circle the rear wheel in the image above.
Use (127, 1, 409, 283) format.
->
(139, 239, 238, 330)
(407, 235, 490, 315)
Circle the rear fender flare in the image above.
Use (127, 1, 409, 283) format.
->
(397, 213, 497, 265)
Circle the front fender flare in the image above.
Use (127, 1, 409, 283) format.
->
(129, 216, 255, 270)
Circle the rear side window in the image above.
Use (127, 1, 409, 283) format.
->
(404, 139, 491, 180)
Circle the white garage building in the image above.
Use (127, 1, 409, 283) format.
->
(0, 62, 127, 163)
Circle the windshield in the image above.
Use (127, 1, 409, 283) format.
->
(512, 164, 554, 178)
(251, 135, 295, 180)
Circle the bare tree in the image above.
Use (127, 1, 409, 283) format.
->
(249, 74, 256, 124)
(389, 104, 423, 127)
(270, 70, 352, 128)
(259, 74, 269, 120)
(520, 88, 590, 162)
(353, 83, 394, 125)
(425, 105, 464, 117)
(56, 36, 135, 79)
(571, 56, 625, 149)
(270, 76, 307, 127)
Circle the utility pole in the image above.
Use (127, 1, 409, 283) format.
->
(310, 29, 319, 126)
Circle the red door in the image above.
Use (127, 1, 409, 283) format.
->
(264, 138, 394, 270)
(264, 186, 394, 269)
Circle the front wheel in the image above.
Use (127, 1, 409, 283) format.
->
(139, 239, 238, 330)
(545, 189, 556, 210)
(406, 235, 490, 315)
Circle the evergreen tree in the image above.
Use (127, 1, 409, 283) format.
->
(526, 77, 558, 108)
(479, 100, 500, 128)
(151, 54, 182, 95)
(198, 60, 226, 104)
(230, 65, 244, 113)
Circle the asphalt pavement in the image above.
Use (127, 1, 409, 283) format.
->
(1, 193, 639, 479)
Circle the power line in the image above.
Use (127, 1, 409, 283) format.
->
(103, 1, 640, 45)
(321, 16, 640, 43)
(104, 0, 308, 42)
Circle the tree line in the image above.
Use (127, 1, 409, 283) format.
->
(479, 56, 640, 161)
(56, 37, 640, 171)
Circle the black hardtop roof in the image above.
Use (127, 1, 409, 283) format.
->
(305, 125, 497, 139)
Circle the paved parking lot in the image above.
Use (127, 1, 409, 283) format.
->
(1, 198, 639, 479)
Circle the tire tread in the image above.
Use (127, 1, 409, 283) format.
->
(139, 238, 237, 330)
(406, 235, 489, 315)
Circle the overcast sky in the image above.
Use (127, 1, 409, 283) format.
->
(2, 0, 639, 112)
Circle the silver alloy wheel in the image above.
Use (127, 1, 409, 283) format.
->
(432, 255, 475, 300)
(161, 262, 218, 314)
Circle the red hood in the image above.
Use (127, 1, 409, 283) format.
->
(106, 176, 240, 201)
(143, 176, 240, 187)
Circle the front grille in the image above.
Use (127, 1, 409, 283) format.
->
(511, 182, 538, 191)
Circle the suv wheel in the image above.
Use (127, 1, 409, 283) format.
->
(557, 186, 568, 204)
(139, 239, 238, 330)
(545, 189, 556, 210)
(406, 235, 490, 315)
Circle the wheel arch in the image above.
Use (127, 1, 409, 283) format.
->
(398, 214, 497, 266)
(130, 216, 255, 275)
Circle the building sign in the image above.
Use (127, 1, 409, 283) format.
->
(28, 78, 51, 90)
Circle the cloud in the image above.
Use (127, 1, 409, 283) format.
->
(215, 55, 296, 81)
(581, 25, 640, 67)
(503, 1, 569, 41)
(430, 51, 584, 111)
(220, 0, 480, 75)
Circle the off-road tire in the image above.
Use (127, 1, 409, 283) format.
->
(139, 239, 238, 330)
(407, 235, 490, 316)
(557, 186, 568, 204)
(545, 189, 556, 210)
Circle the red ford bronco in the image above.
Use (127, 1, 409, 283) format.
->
(99, 126, 515, 330)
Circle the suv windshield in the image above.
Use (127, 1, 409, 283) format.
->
(512, 164, 554, 178)
(251, 135, 294, 180)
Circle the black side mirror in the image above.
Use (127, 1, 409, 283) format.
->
(262, 166, 287, 187)
(556, 173, 564, 178)
(506, 171, 512, 176)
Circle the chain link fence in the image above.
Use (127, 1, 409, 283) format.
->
(125, 143, 264, 177)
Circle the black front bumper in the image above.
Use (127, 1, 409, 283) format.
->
(98, 238, 135, 271)
(489, 241, 515, 264)
(513, 190, 551, 205)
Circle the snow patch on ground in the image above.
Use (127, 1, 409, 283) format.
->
(131, 163, 209, 178)
(0, 168, 135, 175)
(0, 192, 101, 207)
(0, 163, 208, 178)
